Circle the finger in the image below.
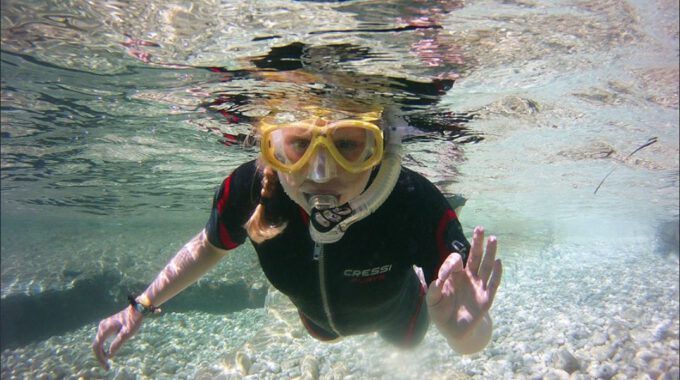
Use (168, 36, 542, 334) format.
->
(108, 329, 131, 358)
(467, 226, 485, 275)
(486, 259, 503, 309)
(93, 322, 118, 370)
(92, 336, 109, 370)
(478, 235, 498, 285)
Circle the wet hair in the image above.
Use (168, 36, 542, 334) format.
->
(244, 162, 288, 243)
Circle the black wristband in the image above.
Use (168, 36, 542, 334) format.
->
(128, 294, 160, 316)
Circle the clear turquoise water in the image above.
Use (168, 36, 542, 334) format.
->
(1, 0, 678, 378)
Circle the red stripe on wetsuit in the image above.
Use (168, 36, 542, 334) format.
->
(216, 176, 239, 250)
(434, 209, 458, 278)
(298, 311, 339, 341)
(298, 207, 310, 226)
(402, 280, 426, 347)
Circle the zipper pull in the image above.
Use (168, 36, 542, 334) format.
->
(313, 242, 323, 261)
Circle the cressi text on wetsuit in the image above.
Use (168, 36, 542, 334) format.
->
(205, 160, 470, 347)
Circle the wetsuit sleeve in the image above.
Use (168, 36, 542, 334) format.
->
(205, 160, 260, 250)
(408, 171, 470, 284)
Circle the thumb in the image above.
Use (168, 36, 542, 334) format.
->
(426, 279, 443, 307)
(437, 252, 465, 287)
(427, 252, 464, 307)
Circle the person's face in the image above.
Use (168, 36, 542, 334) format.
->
(260, 116, 383, 209)
(260, 110, 383, 210)
(275, 125, 373, 209)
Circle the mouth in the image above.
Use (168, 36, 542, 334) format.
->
(303, 191, 340, 203)
(305, 193, 341, 211)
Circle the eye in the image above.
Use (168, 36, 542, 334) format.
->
(289, 137, 310, 152)
(281, 128, 313, 153)
(335, 139, 359, 151)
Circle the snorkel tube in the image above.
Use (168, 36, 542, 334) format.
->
(309, 111, 404, 244)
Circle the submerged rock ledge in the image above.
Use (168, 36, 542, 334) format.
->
(0, 271, 265, 350)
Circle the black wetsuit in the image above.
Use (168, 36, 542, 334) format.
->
(205, 160, 469, 347)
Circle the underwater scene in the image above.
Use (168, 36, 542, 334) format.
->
(1, 0, 678, 379)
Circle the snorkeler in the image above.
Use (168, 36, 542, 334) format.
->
(92, 101, 503, 370)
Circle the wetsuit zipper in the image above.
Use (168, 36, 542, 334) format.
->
(314, 242, 341, 336)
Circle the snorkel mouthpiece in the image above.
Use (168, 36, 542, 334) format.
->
(309, 195, 353, 238)
(309, 194, 339, 210)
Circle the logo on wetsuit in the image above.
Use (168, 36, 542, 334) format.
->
(343, 264, 393, 283)
(449, 240, 469, 265)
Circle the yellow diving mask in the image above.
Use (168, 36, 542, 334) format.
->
(259, 113, 384, 175)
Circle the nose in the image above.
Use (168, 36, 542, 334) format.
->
(307, 147, 337, 183)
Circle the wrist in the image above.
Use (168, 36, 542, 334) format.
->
(128, 294, 161, 316)
(447, 313, 493, 355)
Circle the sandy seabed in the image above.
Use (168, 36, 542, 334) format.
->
(2, 240, 678, 380)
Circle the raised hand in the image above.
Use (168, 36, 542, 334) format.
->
(92, 306, 144, 370)
(426, 226, 503, 353)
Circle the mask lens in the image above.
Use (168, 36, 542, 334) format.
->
(331, 125, 376, 163)
(270, 127, 314, 165)
(262, 120, 383, 173)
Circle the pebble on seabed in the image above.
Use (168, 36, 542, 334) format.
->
(230, 351, 248, 375)
(301, 355, 320, 380)
(554, 349, 581, 374)
(590, 363, 617, 380)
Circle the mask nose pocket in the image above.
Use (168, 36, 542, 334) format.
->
(307, 147, 337, 183)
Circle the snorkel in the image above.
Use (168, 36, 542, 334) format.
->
(308, 110, 404, 244)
